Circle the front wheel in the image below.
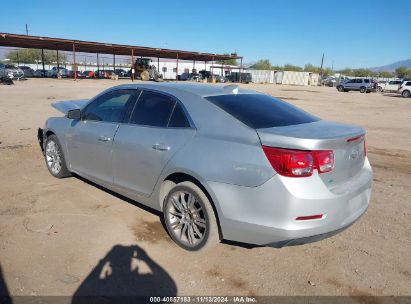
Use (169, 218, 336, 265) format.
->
(44, 135, 71, 178)
(376, 86, 383, 93)
(360, 86, 366, 93)
(163, 181, 220, 251)
(402, 90, 411, 98)
(337, 85, 344, 92)
(140, 70, 150, 81)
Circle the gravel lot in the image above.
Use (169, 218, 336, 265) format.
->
(0, 79, 410, 297)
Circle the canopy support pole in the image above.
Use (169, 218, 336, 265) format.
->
(176, 53, 179, 81)
(131, 49, 134, 82)
(72, 43, 77, 80)
(41, 49, 45, 78)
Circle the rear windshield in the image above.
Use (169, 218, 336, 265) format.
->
(206, 94, 318, 129)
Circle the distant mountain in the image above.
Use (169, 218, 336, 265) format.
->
(370, 59, 411, 72)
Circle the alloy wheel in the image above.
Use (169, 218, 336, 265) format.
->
(165, 191, 207, 248)
(45, 140, 62, 175)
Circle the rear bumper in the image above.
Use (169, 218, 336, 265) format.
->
(267, 221, 356, 248)
(209, 158, 372, 246)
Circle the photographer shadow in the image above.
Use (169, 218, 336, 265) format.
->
(0, 265, 12, 304)
(72, 244, 177, 303)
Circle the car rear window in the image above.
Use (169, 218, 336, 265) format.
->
(130, 90, 175, 127)
(168, 103, 190, 128)
(206, 94, 318, 129)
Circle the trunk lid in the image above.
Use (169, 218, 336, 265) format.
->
(257, 120, 366, 187)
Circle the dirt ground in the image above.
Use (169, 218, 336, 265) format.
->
(0, 79, 410, 298)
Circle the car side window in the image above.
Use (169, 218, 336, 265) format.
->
(406, 82, 411, 86)
(129, 90, 175, 127)
(356, 79, 363, 83)
(364, 79, 370, 83)
(347, 79, 355, 83)
(168, 102, 190, 128)
(83, 90, 135, 123)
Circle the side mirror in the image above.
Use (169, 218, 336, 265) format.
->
(67, 109, 81, 120)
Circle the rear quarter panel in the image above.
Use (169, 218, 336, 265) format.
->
(158, 91, 275, 188)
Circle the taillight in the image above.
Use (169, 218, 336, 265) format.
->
(262, 146, 334, 177)
(347, 135, 366, 157)
(313, 150, 334, 173)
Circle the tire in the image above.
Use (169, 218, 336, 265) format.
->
(163, 181, 219, 251)
(402, 90, 411, 98)
(154, 74, 164, 82)
(140, 70, 149, 81)
(337, 85, 344, 92)
(44, 135, 71, 178)
(360, 86, 366, 93)
(376, 86, 383, 93)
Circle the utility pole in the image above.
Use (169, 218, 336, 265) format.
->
(320, 53, 324, 76)
(25, 24, 29, 35)
(319, 53, 325, 85)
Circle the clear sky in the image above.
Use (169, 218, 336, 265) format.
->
(1, 0, 410, 69)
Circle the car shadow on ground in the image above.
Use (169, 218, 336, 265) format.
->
(72, 244, 177, 303)
(74, 174, 261, 250)
(382, 93, 402, 98)
(0, 265, 12, 304)
(76, 174, 267, 251)
(74, 174, 162, 216)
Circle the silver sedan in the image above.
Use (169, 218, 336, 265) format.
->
(38, 83, 372, 251)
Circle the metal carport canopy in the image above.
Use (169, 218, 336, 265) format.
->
(0, 33, 241, 61)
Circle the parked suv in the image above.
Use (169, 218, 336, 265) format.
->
(0, 63, 24, 79)
(376, 80, 403, 93)
(399, 81, 411, 98)
(336, 78, 374, 93)
(18, 66, 35, 77)
(226, 72, 252, 83)
(48, 67, 69, 78)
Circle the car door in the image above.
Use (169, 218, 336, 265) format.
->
(112, 90, 195, 197)
(354, 78, 363, 89)
(388, 81, 400, 91)
(66, 89, 138, 184)
(344, 79, 356, 89)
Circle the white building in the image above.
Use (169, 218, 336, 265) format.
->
(248, 69, 319, 86)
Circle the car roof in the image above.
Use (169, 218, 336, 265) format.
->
(113, 82, 256, 97)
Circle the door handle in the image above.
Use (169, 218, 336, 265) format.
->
(152, 143, 170, 151)
(98, 135, 111, 142)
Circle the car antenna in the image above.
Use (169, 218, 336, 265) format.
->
(223, 84, 239, 95)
